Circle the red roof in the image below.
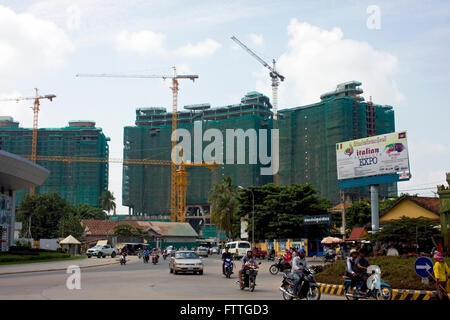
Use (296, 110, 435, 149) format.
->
(381, 195, 440, 216)
(347, 227, 368, 241)
(81, 219, 198, 237)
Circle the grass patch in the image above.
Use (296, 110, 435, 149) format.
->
(315, 256, 450, 291)
(0, 252, 84, 265)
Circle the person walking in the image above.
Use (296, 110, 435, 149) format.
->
(433, 252, 450, 300)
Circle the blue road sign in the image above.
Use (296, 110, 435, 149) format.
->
(414, 257, 434, 278)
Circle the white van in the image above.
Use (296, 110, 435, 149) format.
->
(222, 241, 251, 259)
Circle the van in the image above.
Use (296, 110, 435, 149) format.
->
(222, 241, 251, 259)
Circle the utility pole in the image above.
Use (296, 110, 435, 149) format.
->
(341, 191, 346, 241)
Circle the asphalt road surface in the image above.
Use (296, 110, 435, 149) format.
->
(0, 255, 345, 300)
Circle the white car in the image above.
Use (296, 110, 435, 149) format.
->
(196, 246, 209, 257)
(169, 251, 204, 275)
(86, 244, 118, 258)
(222, 241, 251, 259)
(211, 246, 220, 254)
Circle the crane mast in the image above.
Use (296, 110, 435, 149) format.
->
(76, 69, 200, 221)
(230, 36, 284, 184)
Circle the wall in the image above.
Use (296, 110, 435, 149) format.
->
(380, 200, 440, 222)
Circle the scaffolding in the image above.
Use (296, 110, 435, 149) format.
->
(0, 120, 109, 207)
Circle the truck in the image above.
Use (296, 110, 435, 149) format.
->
(252, 247, 267, 260)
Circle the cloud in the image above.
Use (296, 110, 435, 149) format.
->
(115, 30, 166, 56)
(0, 5, 74, 74)
(256, 19, 404, 108)
(249, 33, 264, 46)
(176, 38, 221, 58)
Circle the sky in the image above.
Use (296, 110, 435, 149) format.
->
(0, 0, 449, 213)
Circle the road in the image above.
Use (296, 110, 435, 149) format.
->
(0, 255, 344, 300)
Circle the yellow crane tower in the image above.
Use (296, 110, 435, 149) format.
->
(76, 68, 214, 222)
(0, 89, 56, 195)
(22, 155, 217, 222)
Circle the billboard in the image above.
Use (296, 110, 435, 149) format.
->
(336, 131, 410, 181)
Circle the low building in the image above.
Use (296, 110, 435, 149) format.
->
(81, 219, 198, 249)
(380, 195, 440, 223)
(0, 150, 49, 251)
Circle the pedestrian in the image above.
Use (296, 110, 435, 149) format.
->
(433, 252, 450, 300)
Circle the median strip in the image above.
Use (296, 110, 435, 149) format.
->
(317, 283, 437, 300)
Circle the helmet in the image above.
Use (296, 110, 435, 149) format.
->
(349, 249, 357, 255)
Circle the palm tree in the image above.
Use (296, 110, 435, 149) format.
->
(208, 177, 238, 238)
(100, 190, 116, 216)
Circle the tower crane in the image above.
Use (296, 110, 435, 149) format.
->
(76, 67, 205, 222)
(20, 154, 217, 222)
(0, 89, 56, 195)
(231, 36, 284, 184)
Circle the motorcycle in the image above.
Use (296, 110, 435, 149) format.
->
(323, 253, 336, 264)
(224, 258, 233, 278)
(120, 254, 127, 265)
(343, 265, 392, 300)
(269, 257, 291, 275)
(152, 254, 159, 265)
(143, 253, 149, 264)
(237, 263, 261, 292)
(279, 267, 321, 300)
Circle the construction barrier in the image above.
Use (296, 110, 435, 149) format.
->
(317, 283, 437, 300)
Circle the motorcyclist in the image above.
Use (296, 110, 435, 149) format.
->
(120, 248, 127, 262)
(283, 249, 292, 263)
(269, 247, 276, 260)
(345, 249, 359, 294)
(239, 250, 255, 287)
(292, 249, 308, 296)
(355, 249, 369, 292)
(326, 246, 336, 259)
(221, 247, 233, 275)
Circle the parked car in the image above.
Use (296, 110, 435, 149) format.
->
(253, 247, 268, 259)
(86, 244, 118, 258)
(169, 251, 204, 275)
(222, 241, 251, 260)
(196, 246, 209, 257)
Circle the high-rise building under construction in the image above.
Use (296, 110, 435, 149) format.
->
(122, 81, 396, 223)
(0, 118, 109, 207)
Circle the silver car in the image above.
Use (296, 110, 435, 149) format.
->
(169, 251, 204, 275)
(196, 246, 209, 257)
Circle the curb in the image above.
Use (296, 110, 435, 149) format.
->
(317, 283, 437, 300)
(0, 259, 126, 276)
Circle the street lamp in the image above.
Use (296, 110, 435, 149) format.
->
(238, 186, 255, 248)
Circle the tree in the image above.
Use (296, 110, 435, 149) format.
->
(237, 183, 331, 240)
(17, 193, 74, 239)
(372, 217, 441, 251)
(345, 198, 397, 231)
(73, 204, 108, 220)
(113, 224, 150, 241)
(345, 200, 371, 230)
(58, 213, 84, 239)
(208, 177, 239, 238)
(100, 190, 116, 216)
